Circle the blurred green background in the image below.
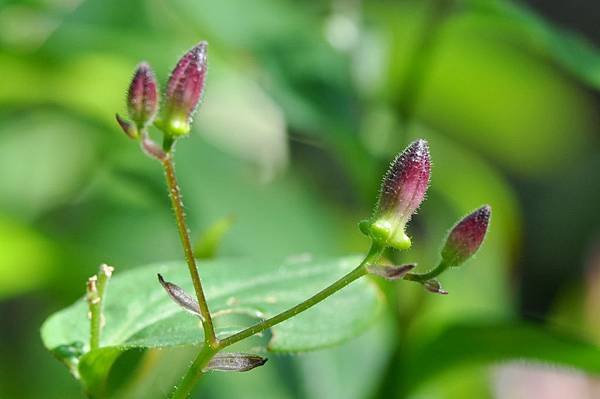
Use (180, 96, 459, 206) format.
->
(1, 0, 599, 398)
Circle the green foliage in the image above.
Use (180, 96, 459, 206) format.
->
(404, 321, 600, 393)
(1, 0, 600, 397)
(466, 0, 600, 88)
(41, 256, 382, 395)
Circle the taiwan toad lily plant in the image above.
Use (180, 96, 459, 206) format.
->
(41, 41, 491, 399)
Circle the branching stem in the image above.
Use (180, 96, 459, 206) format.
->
(404, 260, 448, 283)
(169, 243, 384, 398)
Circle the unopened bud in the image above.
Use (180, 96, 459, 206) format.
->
(157, 41, 208, 137)
(157, 274, 201, 317)
(127, 62, 159, 129)
(367, 263, 415, 280)
(441, 205, 491, 267)
(205, 353, 268, 372)
(361, 139, 431, 250)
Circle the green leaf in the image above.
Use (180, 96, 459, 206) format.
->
(404, 321, 600, 393)
(41, 255, 382, 393)
(465, 0, 600, 88)
(194, 215, 236, 259)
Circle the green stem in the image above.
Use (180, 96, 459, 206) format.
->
(218, 243, 384, 349)
(169, 345, 217, 399)
(87, 265, 112, 350)
(162, 155, 218, 348)
(169, 243, 385, 398)
(404, 260, 448, 283)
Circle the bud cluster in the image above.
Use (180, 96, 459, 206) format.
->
(115, 41, 208, 156)
(363, 139, 492, 295)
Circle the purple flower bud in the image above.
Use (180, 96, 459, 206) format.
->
(441, 205, 491, 267)
(127, 62, 159, 128)
(362, 139, 431, 250)
(159, 41, 208, 137)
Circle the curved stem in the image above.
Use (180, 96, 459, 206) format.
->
(404, 260, 448, 283)
(218, 243, 384, 349)
(169, 243, 384, 398)
(162, 154, 217, 348)
(169, 345, 216, 399)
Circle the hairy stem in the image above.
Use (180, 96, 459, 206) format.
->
(169, 345, 216, 399)
(218, 243, 384, 348)
(162, 155, 217, 347)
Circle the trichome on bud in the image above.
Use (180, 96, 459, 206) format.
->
(361, 139, 431, 250)
(441, 205, 491, 267)
(157, 41, 208, 138)
(127, 62, 159, 128)
(116, 62, 159, 139)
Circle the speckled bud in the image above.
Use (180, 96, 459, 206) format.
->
(441, 205, 491, 267)
(158, 41, 207, 137)
(360, 139, 431, 250)
(127, 62, 159, 129)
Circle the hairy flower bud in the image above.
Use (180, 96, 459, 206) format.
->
(158, 41, 208, 137)
(441, 205, 491, 267)
(360, 139, 431, 250)
(127, 62, 159, 129)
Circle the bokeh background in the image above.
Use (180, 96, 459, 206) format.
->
(1, 0, 600, 398)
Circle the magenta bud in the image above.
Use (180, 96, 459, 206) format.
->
(441, 205, 491, 267)
(127, 62, 159, 129)
(115, 113, 138, 139)
(158, 41, 208, 137)
(361, 139, 431, 250)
